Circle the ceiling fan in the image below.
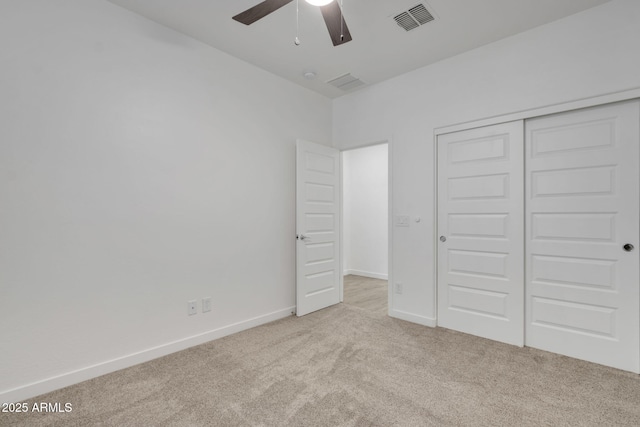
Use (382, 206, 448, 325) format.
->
(232, 0, 352, 47)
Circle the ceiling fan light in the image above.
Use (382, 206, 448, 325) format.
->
(305, 0, 334, 6)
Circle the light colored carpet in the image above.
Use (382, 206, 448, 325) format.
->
(3, 281, 640, 426)
(343, 274, 387, 314)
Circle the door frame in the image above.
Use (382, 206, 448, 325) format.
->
(435, 88, 640, 137)
(339, 139, 393, 315)
(433, 88, 640, 349)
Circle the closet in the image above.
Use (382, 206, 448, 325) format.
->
(437, 100, 640, 373)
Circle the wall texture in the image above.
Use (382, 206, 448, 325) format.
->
(333, 0, 640, 326)
(0, 0, 331, 401)
(342, 144, 388, 280)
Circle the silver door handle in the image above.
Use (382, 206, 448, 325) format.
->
(298, 234, 311, 241)
(440, 236, 446, 242)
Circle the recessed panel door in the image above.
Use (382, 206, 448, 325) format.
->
(296, 139, 341, 316)
(525, 101, 640, 373)
(437, 121, 524, 346)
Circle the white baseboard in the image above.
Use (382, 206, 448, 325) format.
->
(1, 306, 295, 404)
(343, 269, 388, 280)
(389, 309, 436, 327)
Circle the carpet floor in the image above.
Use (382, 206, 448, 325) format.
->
(3, 277, 640, 426)
(343, 274, 387, 315)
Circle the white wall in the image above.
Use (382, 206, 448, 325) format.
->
(333, 0, 640, 326)
(0, 0, 331, 401)
(342, 144, 388, 280)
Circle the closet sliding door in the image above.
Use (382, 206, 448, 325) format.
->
(525, 101, 640, 373)
(437, 121, 524, 346)
(437, 100, 640, 373)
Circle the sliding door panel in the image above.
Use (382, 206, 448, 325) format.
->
(437, 121, 524, 346)
(525, 101, 640, 373)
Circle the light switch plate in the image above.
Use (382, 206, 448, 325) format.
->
(202, 297, 212, 313)
(395, 215, 410, 227)
(395, 283, 403, 294)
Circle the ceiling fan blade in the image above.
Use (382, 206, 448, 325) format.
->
(320, 2, 352, 46)
(232, 0, 294, 25)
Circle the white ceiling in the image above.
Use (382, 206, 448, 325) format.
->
(108, 0, 611, 99)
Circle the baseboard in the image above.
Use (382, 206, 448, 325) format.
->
(344, 269, 388, 280)
(1, 306, 295, 404)
(389, 309, 436, 327)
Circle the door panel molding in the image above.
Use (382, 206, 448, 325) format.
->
(525, 100, 640, 373)
(437, 120, 525, 346)
(435, 99, 640, 373)
(296, 140, 341, 316)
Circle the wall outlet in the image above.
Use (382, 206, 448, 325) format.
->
(187, 300, 197, 316)
(395, 283, 403, 295)
(202, 297, 212, 313)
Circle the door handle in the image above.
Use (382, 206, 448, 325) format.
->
(624, 243, 634, 252)
(440, 236, 447, 242)
(298, 234, 311, 241)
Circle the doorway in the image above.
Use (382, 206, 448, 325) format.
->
(341, 143, 389, 315)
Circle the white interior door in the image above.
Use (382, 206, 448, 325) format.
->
(296, 139, 341, 316)
(525, 101, 640, 373)
(437, 121, 524, 346)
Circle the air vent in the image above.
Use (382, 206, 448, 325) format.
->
(394, 12, 419, 32)
(394, 4, 434, 31)
(327, 73, 366, 91)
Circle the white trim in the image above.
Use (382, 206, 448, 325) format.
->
(390, 309, 436, 327)
(433, 120, 439, 325)
(435, 87, 640, 136)
(343, 269, 388, 280)
(1, 306, 295, 403)
(339, 152, 345, 303)
(387, 138, 394, 318)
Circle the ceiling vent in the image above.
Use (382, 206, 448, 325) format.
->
(394, 4, 435, 32)
(327, 73, 366, 91)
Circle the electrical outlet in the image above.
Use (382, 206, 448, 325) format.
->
(202, 297, 212, 313)
(395, 283, 403, 295)
(187, 300, 197, 316)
